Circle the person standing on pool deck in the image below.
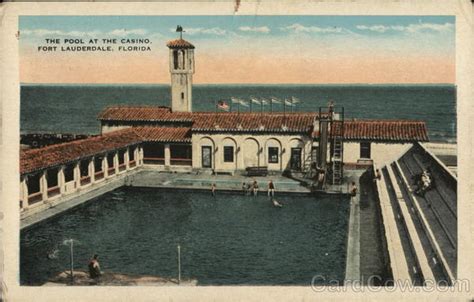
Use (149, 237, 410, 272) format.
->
(253, 179, 259, 196)
(350, 181, 357, 199)
(211, 183, 216, 197)
(88, 254, 101, 280)
(268, 180, 275, 197)
(242, 182, 247, 195)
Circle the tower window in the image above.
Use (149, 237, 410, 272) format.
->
(173, 50, 179, 69)
(181, 92, 184, 100)
(180, 50, 186, 69)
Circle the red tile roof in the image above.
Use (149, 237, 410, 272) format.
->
(327, 120, 429, 142)
(20, 128, 142, 175)
(133, 127, 191, 143)
(166, 38, 195, 49)
(20, 127, 194, 175)
(98, 106, 316, 133)
(98, 106, 194, 122)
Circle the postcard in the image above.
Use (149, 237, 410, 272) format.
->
(1, 1, 473, 301)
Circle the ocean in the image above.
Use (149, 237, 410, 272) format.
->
(20, 84, 456, 143)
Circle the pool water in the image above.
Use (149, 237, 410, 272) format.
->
(21, 188, 350, 285)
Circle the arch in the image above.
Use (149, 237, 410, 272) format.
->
(289, 138, 305, 148)
(265, 138, 283, 170)
(222, 136, 238, 147)
(200, 136, 215, 148)
(243, 137, 260, 168)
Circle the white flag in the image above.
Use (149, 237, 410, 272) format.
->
(251, 97, 261, 105)
(284, 99, 295, 106)
(291, 96, 300, 103)
(239, 99, 249, 107)
(271, 97, 281, 104)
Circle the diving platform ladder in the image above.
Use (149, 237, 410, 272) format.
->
(332, 135, 343, 185)
(317, 103, 345, 186)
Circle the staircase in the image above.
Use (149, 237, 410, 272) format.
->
(332, 136, 343, 185)
(374, 143, 457, 284)
(331, 120, 344, 185)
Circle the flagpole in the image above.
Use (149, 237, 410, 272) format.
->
(215, 100, 217, 113)
(284, 99, 286, 117)
(250, 99, 253, 113)
(291, 98, 294, 113)
(230, 99, 232, 113)
(270, 99, 273, 113)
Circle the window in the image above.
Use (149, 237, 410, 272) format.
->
(94, 156, 104, 172)
(64, 164, 75, 182)
(173, 50, 179, 69)
(118, 150, 126, 165)
(224, 146, 234, 163)
(107, 153, 115, 168)
(181, 92, 184, 100)
(268, 147, 279, 164)
(360, 142, 371, 159)
(80, 160, 89, 177)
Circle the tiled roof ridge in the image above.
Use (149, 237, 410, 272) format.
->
(166, 38, 195, 48)
(132, 126, 192, 142)
(346, 119, 426, 123)
(21, 128, 138, 156)
(99, 105, 316, 115)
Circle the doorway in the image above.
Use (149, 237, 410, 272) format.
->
(202, 146, 212, 168)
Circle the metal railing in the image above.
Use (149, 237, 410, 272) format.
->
(28, 192, 42, 204)
(170, 158, 192, 166)
(143, 157, 165, 165)
(47, 186, 60, 197)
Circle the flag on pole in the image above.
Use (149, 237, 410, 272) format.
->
(291, 96, 300, 104)
(238, 99, 249, 107)
(284, 99, 295, 106)
(270, 97, 281, 104)
(217, 100, 229, 111)
(270, 97, 281, 113)
(250, 97, 261, 105)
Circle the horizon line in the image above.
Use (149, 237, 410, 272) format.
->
(20, 82, 456, 86)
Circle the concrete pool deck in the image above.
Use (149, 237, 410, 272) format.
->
(44, 271, 197, 286)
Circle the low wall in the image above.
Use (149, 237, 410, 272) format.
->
(21, 170, 139, 230)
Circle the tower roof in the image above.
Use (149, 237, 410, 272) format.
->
(166, 38, 195, 49)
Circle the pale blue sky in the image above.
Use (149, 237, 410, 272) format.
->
(19, 15, 456, 84)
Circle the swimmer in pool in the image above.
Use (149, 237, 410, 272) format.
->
(272, 199, 283, 208)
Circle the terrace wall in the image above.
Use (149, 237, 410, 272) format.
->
(344, 142, 413, 166)
(20, 146, 144, 217)
(191, 133, 313, 172)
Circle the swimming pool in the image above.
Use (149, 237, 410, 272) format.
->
(21, 188, 350, 285)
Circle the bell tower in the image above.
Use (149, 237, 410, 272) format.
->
(167, 26, 195, 112)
